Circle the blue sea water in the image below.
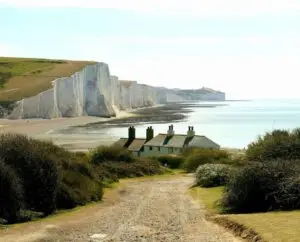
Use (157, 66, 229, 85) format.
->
(97, 99, 300, 149)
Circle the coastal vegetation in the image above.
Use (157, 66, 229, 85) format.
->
(195, 164, 233, 188)
(246, 128, 300, 161)
(0, 57, 94, 101)
(182, 148, 232, 172)
(153, 155, 184, 169)
(0, 134, 165, 224)
(191, 186, 300, 242)
(191, 128, 300, 241)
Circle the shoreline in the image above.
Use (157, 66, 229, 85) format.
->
(79, 103, 223, 128)
(0, 102, 228, 152)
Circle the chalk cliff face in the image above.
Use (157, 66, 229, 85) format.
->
(8, 62, 225, 119)
(155, 87, 187, 104)
(118, 81, 156, 110)
(9, 63, 158, 119)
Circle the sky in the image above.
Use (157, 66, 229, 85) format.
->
(0, 0, 299, 99)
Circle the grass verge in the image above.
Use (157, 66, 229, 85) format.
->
(0, 57, 94, 101)
(190, 186, 300, 242)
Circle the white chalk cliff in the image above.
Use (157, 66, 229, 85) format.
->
(8, 62, 225, 119)
(10, 63, 156, 119)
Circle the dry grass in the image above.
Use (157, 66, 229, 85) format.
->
(190, 186, 223, 212)
(0, 57, 95, 101)
(190, 186, 300, 242)
(227, 212, 300, 242)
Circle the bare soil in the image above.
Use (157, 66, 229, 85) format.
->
(0, 175, 241, 242)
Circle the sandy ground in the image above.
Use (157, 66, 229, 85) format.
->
(0, 103, 218, 152)
(0, 175, 241, 242)
(0, 111, 135, 151)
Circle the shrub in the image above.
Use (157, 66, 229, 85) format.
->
(94, 159, 163, 181)
(155, 155, 184, 169)
(272, 175, 300, 210)
(56, 171, 103, 209)
(246, 129, 300, 162)
(20, 141, 104, 209)
(129, 158, 164, 176)
(183, 148, 230, 172)
(221, 160, 300, 213)
(0, 134, 59, 215)
(47, 147, 103, 209)
(90, 145, 133, 164)
(195, 164, 233, 188)
(0, 160, 23, 223)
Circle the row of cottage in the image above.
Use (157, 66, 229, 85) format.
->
(114, 125, 220, 157)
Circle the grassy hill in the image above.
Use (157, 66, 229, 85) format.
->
(0, 57, 95, 102)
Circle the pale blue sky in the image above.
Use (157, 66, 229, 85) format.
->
(0, 0, 299, 99)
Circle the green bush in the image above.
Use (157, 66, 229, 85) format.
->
(221, 161, 300, 213)
(196, 164, 233, 188)
(90, 145, 133, 164)
(0, 134, 104, 213)
(56, 171, 103, 209)
(0, 134, 166, 223)
(183, 148, 230, 172)
(0, 134, 59, 215)
(0, 160, 23, 224)
(246, 129, 300, 162)
(272, 175, 300, 210)
(94, 159, 163, 180)
(155, 155, 184, 169)
(45, 146, 103, 209)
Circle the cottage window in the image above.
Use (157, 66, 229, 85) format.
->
(149, 146, 153, 151)
(168, 147, 174, 153)
(158, 147, 161, 151)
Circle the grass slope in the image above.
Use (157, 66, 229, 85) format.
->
(191, 186, 300, 242)
(0, 57, 95, 101)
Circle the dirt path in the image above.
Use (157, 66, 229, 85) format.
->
(0, 175, 241, 242)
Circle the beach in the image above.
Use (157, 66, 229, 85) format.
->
(0, 103, 206, 152)
(0, 110, 135, 151)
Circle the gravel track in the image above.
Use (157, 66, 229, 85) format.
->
(0, 176, 240, 242)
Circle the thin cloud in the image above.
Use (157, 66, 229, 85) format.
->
(1, 0, 299, 17)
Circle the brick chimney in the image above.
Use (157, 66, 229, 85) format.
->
(128, 126, 136, 141)
(146, 126, 154, 142)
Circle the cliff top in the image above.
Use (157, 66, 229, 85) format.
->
(0, 57, 95, 101)
(119, 80, 138, 88)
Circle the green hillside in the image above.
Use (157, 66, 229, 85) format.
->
(0, 57, 95, 101)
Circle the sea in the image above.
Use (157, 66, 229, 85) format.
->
(85, 99, 300, 149)
(57, 99, 300, 149)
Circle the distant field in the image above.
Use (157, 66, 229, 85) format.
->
(0, 57, 95, 101)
